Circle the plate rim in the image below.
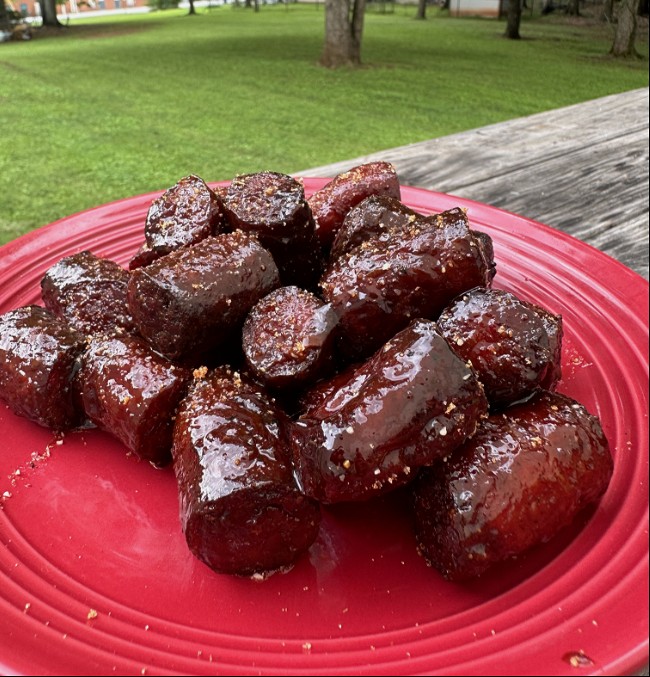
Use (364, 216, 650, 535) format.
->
(0, 181, 648, 676)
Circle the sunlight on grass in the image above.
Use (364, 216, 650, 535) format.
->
(0, 5, 647, 243)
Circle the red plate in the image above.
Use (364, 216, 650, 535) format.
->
(0, 181, 647, 676)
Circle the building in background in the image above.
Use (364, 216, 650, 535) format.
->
(7, 0, 150, 19)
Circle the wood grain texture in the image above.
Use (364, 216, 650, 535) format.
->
(297, 88, 649, 279)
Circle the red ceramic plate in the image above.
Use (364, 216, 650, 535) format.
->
(0, 180, 647, 676)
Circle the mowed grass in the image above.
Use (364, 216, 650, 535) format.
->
(0, 5, 647, 244)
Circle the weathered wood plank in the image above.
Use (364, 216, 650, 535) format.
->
(297, 88, 649, 279)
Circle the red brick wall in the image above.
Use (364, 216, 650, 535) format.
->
(9, 0, 150, 19)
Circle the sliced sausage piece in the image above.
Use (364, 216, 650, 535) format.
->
(41, 250, 137, 337)
(172, 367, 321, 576)
(128, 176, 225, 270)
(471, 229, 497, 282)
(308, 162, 401, 250)
(242, 286, 338, 392)
(330, 195, 419, 261)
(127, 231, 280, 362)
(290, 319, 488, 504)
(145, 175, 225, 256)
(331, 197, 496, 281)
(222, 172, 323, 289)
(320, 207, 493, 362)
(412, 391, 613, 580)
(128, 242, 160, 271)
(437, 287, 563, 408)
(78, 334, 191, 466)
(0, 306, 85, 431)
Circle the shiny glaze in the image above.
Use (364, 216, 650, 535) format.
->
(437, 287, 563, 408)
(308, 161, 401, 249)
(412, 390, 613, 580)
(330, 195, 418, 261)
(471, 230, 497, 281)
(331, 196, 496, 281)
(128, 241, 159, 271)
(242, 286, 338, 392)
(41, 250, 137, 337)
(144, 175, 225, 258)
(172, 367, 321, 576)
(291, 319, 488, 504)
(320, 207, 493, 362)
(0, 305, 85, 430)
(127, 231, 280, 362)
(223, 172, 322, 289)
(79, 334, 191, 466)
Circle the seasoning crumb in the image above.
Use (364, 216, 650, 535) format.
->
(87, 608, 98, 621)
(193, 366, 208, 380)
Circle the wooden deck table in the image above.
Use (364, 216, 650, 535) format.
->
(300, 89, 650, 676)
(297, 87, 649, 280)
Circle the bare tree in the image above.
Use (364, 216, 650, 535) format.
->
(610, 0, 642, 56)
(320, 0, 367, 68)
(504, 0, 522, 39)
(416, 0, 427, 19)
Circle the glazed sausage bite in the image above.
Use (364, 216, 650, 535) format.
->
(0, 306, 85, 431)
(291, 319, 488, 504)
(172, 368, 321, 576)
(321, 207, 493, 362)
(129, 175, 225, 270)
(222, 172, 323, 289)
(412, 391, 613, 580)
(127, 231, 280, 362)
(331, 196, 496, 279)
(41, 250, 137, 337)
(308, 161, 401, 250)
(437, 287, 562, 408)
(471, 230, 497, 282)
(78, 335, 191, 466)
(128, 242, 159, 271)
(330, 195, 419, 261)
(242, 286, 338, 392)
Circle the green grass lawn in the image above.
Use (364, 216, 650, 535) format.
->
(0, 5, 647, 245)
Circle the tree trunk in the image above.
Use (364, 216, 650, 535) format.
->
(41, 0, 64, 26)
(504, 0, 522, 39)
(610, 0, 641, 56)
(565, 0, 579, 15)
(416, 0, 427, 19)
(320, 0, 367, 68)
(0, 0, 11, 33)
(188, 0, 196, 13)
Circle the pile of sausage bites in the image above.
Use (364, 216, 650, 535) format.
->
(0, 163, 613, 580)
